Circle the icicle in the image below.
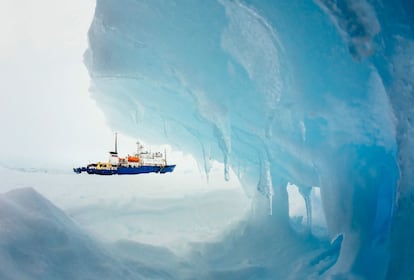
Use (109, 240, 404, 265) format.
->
(202, 145, 212, 182)
(212, 121, 231, 182)
(298, 186, 312, 230)
(224, 155, 230, 181)
(257, 159, 274, 215)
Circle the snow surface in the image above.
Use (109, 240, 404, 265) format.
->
(0, 166, 249, 254)
(0, 187, 197, 280)
(84, 0, 414, 279)
(0, 184, 327, 279)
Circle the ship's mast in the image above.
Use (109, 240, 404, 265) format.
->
(109, 132, 119, 165)
(164, 148, 167, 164)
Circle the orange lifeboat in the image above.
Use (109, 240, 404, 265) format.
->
(128, 156, 140, 162)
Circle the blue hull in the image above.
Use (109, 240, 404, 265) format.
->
(159, 165, 176, 173)
(73, 165, 176, 175)
(117, 165, 176, 174)
(117, 165, 160, 174)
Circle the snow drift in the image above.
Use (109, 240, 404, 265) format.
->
(84, 0, 414, 279)
(0, 188, 192, 280)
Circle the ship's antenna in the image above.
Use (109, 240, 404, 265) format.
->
(164, 148, 167, 164)
(115, 132, 118, 154)
(136, 141, 140, 155)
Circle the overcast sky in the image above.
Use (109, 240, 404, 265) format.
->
(0, 0, 240, 190)
(0, 0, 126, 170)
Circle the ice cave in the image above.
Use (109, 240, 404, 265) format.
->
(1, 0, 414, 279)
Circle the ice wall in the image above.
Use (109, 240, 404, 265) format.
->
(85, 0, 414, 278)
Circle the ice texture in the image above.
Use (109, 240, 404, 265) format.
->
(0, 188, 195, 280)
(85, 0, 414, 279)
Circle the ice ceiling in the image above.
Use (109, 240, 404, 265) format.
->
(85, 0, 414, 279)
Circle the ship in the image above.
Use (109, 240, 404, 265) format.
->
(73, 133, 176, 175)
